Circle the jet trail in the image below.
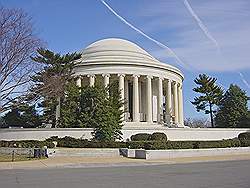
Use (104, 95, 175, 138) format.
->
(184, 0, 249, 90)
(238, 72, 250, 89)
(100, 0, 188, 69)
(184, 0, 219, 49)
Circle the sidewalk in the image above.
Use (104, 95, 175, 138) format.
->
(0, 153, 250, 170)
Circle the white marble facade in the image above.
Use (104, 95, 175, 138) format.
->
(74, 38, 184, 127)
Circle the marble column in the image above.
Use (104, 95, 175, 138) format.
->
(146, 76, 153, 123)
(88, 75, 95, 87)
(118, 74, 125, 121)
(133, 75, 140, 122)
(124, 79, 129, 115)
(166, 79, 172, 115)
(157, 77, 163, 123)
(178, 83, 184, 126)
(173, 81, 179, 125)
(103, 74, 110, 87)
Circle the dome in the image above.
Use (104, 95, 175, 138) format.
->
(77, 38, 183, 79)
(80, 38, 157, 63)
(84, 38, 153, 57)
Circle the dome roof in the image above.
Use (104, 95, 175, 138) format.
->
(85, 38, 152, 57)
(80, 38, 157, 62)
(78, 38, 183, 78)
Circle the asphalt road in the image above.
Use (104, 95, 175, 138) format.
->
(0, 160, 249, 188)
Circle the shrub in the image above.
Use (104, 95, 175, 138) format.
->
(46, 136, 59, 142)
(126, 139, 241, 150)
(196, 139, 241, 149)
(238, 132, 250, 147)
(238, 132, 250, 140)
(239, 140, 250, 147)
(0, 137, 247, 150)
(56, 136, 127, 148)
(57, 136, 87, 148)
(0, 140, 55, 148)
(130, 133, 151, 141)
(126, 141, 146, 149)
(150, 132, 167, 141)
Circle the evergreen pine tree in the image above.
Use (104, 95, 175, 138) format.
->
(238, 111, 250, 128)
(3, 103, 41, 128)
(3, 107, 23, 127)
(215, 84, 248, 128)
(30, 49, 81, 127)
(79, 81, 123, 141)
(191, 74, 223, 127)
(60, 80, 81, 128)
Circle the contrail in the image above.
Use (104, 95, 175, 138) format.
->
(238, 72, 250, 89)
(184, 0, 249, 90)
(183, 0, 219, 49)
(100, 0, 189, 69)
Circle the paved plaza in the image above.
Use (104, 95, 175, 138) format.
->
(0, 160, 249, 188)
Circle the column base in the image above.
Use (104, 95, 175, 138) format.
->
(123, 122, 164, 128)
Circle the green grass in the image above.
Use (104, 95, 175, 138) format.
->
(0, 154, 45, 162)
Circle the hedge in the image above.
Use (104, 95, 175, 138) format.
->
(56, 136, 127, 148)
(126, 139, 242, 150)
(0, 134, 249, 150)
(0, 140, 55, 148)
(130, 132, 168, 141)
(238, 132, 250, 140)
(238, 132, 250, 147)
(56, 136, 245, 149)
(130, 133, 151, 141)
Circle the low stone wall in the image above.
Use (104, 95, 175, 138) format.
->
(0, 147, 33, 155)
(0, 128, 93, 141)
(135, 147, 250, 160)
(48, 148, 120, 157)
(0, 127, 249, 141)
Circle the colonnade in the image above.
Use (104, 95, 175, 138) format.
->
(76, 74, 184, 126)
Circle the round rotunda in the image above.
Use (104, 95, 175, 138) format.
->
(74, 38, 184, 127)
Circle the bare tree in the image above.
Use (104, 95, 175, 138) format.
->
(184, 117, 211, 128)
(0, 7, 42, 112)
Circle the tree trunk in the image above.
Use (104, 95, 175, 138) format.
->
(209, 102, 214, 128)
(55, 97, 61, 128)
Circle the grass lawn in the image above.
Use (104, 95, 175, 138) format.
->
(0, 154, 45, 162)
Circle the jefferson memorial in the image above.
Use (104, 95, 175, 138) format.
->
(2, 38, 248, 142)
(74, 38, 184, 127)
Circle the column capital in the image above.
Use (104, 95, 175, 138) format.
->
(118, 73, 125, 77)
(172, 81, 177, 85)
(146, 75, 153, 79)
(166, 78, 172, 82)
(158, 77, 164, 81)
(87, 74, 95, 78)
(102, 74, 110, 77)
(177, 82, 182, 88)
(132, 74, 140, 78)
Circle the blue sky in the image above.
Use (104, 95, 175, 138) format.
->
(1, 0, 250, 119)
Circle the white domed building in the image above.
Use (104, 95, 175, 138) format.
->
(74, 38, 184, 127)
(2, 38, 248, 143)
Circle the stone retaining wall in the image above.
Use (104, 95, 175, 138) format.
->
(0, 127, 249, 141)
(48, 148, 120, 157)
(0, 147, 33, 155)
(135, 147, 250, 160)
